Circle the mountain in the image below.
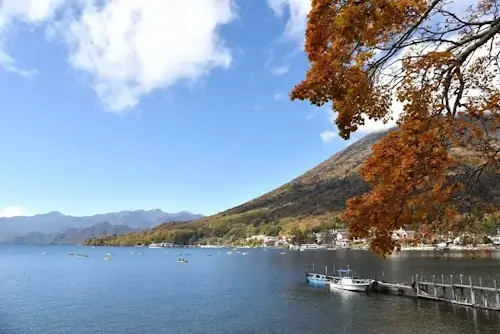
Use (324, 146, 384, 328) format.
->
(7, 222, 139, 245)
(0, 209, 204, 242)
(87, 127, 500, 247)
(86, 131, 391, 246)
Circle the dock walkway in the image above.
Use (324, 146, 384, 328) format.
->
(307, 266, 500, 311)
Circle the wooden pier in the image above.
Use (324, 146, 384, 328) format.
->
(369, 273, 500, 311)
(414, 274, 500, 311)
(306, 264, 500, 311)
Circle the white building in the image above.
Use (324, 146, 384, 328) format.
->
(392, 228, 416, 241)
(263, 236, 278, 244)
(246, 235, 266, 242)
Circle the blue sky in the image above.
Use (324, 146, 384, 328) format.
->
(0, 0, 384, 217)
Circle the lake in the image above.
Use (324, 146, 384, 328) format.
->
(1, 245, 500, 333)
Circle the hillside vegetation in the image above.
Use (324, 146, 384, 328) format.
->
(86, 131, 389, 246)
(86, 127, 500, 247)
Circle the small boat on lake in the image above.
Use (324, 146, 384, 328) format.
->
(328, 268, 371, 292)
(306, 273, 338, 285)
(41, 252, 48, 255)
(104, 256, 111, 261)
(177, 258, 188, 264)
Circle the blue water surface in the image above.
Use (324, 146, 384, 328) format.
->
(1, 246, 499, 334)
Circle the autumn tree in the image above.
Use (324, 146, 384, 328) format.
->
(291, 0, 500, 256)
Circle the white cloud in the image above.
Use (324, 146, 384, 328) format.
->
(0, 205, 31, 218)
(0, 0, 237, 112)
(0, 50, 38, 77)
(266, 0, 310, 46)
(320, 130, 336, 143)
(0, 0, 65, 76)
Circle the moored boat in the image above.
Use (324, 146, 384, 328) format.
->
(177, 258, 188, 263)
(306, 273, 338, 285)
(328, 268, 371, 292)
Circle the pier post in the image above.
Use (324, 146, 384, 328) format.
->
(470, 276, 475, 305)
(494, 280, 500, 309)
(433, 275, 437, 298)
(459, 274, 464, 301)
(325, 266, 328, 274)
(450, 275, 455, 301)
(441, 274, 445, 299)
(479, 277, 486, 307)
(415, 274, 420, 296)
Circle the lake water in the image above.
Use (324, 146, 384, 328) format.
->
(1, 246, 500, 333)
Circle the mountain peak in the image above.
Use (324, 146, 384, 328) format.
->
(0, 209, 204, 243)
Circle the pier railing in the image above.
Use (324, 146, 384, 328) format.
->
(415, 274, 500, 310)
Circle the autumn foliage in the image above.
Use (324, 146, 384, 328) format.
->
(291, 0, 500, 256)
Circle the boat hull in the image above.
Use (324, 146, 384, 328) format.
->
(307, 277, 328, 285)
(329, 282, 370, 292)
(306, 273, 339, 285)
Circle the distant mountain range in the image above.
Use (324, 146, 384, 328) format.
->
(5, 221, 139, 245)
(0, 209, 204, 244)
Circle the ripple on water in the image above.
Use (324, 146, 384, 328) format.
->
(1, 246, 500, 333)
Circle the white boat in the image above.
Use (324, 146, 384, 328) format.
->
(299, 244, 327, 251)
(104, 256, 111, 261)
(328, 268, 371, 292)
(149, 243, 163, 248)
